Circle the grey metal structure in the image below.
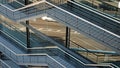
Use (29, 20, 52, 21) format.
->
(0, 0, 120, 68)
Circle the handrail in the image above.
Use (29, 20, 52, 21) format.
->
(1, 30, 27, 49)
(73, 0, 120, 21)
(71, 48, 116, 54)
(14, 0, 25, 6)
(20, 21, 119, 68)
(0, 42, 66, 68)
(0, 0, 45, 12)
(44, 1, 119, 67)
(68, 0, 120, 24)
(13, 0, 45, 12)
(1, 20, 118, 67)
(70, 40, 116, 54)
(58, 47, 115, 67)
(110, 63, 120, 68)
(0, 19, 49, 49)
(0, 59, 11, 68)
(45, 1, 120, 39)
(0, 42, 16, 55)
(0, 1, 119, 67)
(0, 3, 14, 11)
(47, 55, 66, 68)
(0, 19, 27, 48)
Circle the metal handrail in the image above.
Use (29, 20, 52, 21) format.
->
(0, 0, 119, 67)
(45, 1, 120, 39)
(0, 59, 11, 68)
(44, 1, 119, 67)
(0, 42, 66, 68)
(1, 30, 27, 48)
(72, 0, 120, 21)
(20, 21, 118, 68)
(0, 19, 55, 50)
(70, 40, 116, 54)
(68, 0, 120, 23)
(0, 18, 49, 49)
(14, 0, 25, 6)
(58, 47, 115, 67)
(0, 0, 45, 12)
(0, 20, 118, 68)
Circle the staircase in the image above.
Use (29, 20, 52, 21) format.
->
(0, 0, 120, 68)
(0, 0, 119, 54)
(0, 36, 73, 68)
(0, 0, 46, 21)
(45, 0, 120, 54)
(0, 19, 89, 68)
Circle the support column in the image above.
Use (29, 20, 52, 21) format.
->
(26, 21, 30, 48)
(25, 0, 30, 48)
(65, 27, 71, 48)
(0, 52, 2, 59)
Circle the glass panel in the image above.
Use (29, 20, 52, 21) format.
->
(30, 18, 66, 47)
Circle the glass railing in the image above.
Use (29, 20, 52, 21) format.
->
(70, 40, 120, 64)
(0, 19, 52, 48)
(0, 59, 11, 68)
(20, 21, 120, 68)
(0, 22, 27, 47)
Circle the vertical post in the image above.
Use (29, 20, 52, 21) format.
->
(0, 52, 2, 59)
(25, 0, 30, 48)
(65, 27, 71, 48)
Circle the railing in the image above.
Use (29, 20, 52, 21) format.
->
(0, 0, 46, 21)
(70, 40, 119, 64)
(67, 0, 120, 35)
(0, 16, 119, 68)
(1, 23, 27, 47)
(0, 19, 66, 68)
(0, 59, 11, 68)
(73, 0, 120, 20)
(45, 0, 120, 53)
(0, 0, 119, 66)
(0, 42, 66, 68)
(20, 22, 119, 68)
(0, 18, 50, 49)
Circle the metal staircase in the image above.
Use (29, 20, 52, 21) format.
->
(45, 0, 120, 54)
(0, 0, 120, 68)
(0, 19, 94, 68)
(0, 0, 119, 54)
(1, 17, 119, 68)
(0, 0, 46, 21)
